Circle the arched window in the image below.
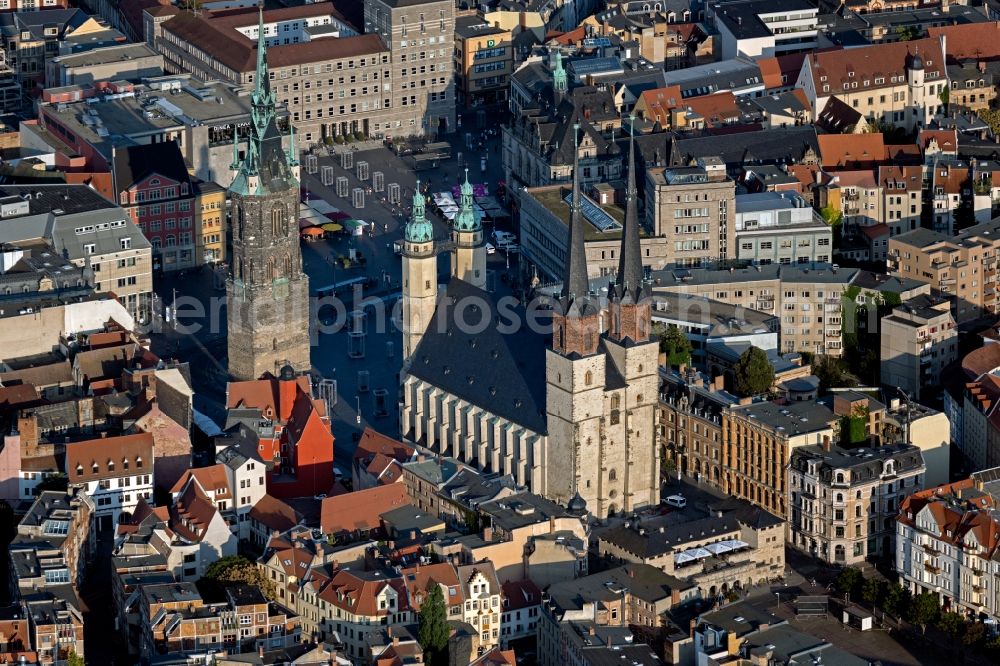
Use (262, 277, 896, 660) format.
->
(836, 493, 843, 503)
(584, 370, 593, 386)
(836, 472, 845, 484)
(273, 338, 278, 351)
(609, 469, 617, 482)
(271, 204, 287, 237)
(151, 238, 161, 249)
(284, 253, 292, 276)
(233, 205, 241, 239)
(165, 235, 176, 247)
(267, 258, 275, 281)
(611, 395, 621, 410)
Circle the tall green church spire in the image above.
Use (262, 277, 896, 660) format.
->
(229, 4, 297, 196)
(552, 48, 567, 102)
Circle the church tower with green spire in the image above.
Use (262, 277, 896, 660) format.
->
(450, 168, 486, 289)
(402, 182, 437, 363)
(226, 5, 310, 381)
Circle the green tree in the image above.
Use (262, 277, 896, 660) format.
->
(979, 108, 1000, 135)
(834, 567, 863, 598)
(418, 584, 450, 666)
(655, 323, 692, 367)
(733, 346, 774, 397)
(882, 582, 909, 619)
(861, 577, 882, 612)
(895, 25, 922, 41)
(813, 355, 855, 391)
(964, 621, 987, 647)
(201, 555, 276, 601)
(939, 85, 950, 111)
(65, 651, 84, 666)
(938, 611, 966, 639)
(820, 205, 843, 248)
(907, 592, 940, 634)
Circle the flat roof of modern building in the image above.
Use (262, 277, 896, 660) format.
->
(455, 15, 507, 39)
(730, 399, 837, 435)
(49, 43, 160, 69)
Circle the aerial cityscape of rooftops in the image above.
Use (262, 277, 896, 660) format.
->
(12, 0, 1000, 665)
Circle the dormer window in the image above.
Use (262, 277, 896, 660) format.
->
(107, 460, 115, 472)
(136, 457, 143, 468)
(123, 458, 129, 471)
(92, 462, 99, 473)
(76, 465, 83, 476)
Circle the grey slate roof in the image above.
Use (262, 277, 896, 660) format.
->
(671, 126, 819, 170)
(406, 278, 550, 435)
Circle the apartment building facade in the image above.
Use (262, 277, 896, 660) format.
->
(788, 442, 925, 566)
(889, 220, 1000, 323)
(897, 473, 1000, 620)
(454, 15, 511, 109)
(798, 36, 947, 133)
(734, 192, 832, 265)
(880, 294, 957, 402)
(66, 432, 154, 530)
(654, 263, 855, 357)
(645, 161, 735, 268)
(722, 401, 837, 518)
(363, 0, 457, 136)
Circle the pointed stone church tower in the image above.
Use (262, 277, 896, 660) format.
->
(226, 7, 310, 381)
(603, 119, 660, 512)
(545, 124, 607, 510)
(402, 182, 437, 363)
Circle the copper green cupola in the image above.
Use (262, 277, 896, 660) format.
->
(405, 180, 434, 243)
(454, 168, 479, 232)
(230, 5, 298, 197)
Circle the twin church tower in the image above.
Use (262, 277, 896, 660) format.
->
(400, 126, 660, 518)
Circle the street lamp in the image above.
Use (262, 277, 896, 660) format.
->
(775, 591, 781, 609)
(356, 395, 361, 425)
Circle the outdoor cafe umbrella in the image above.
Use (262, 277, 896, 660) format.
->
(301, 226, 324, 236)
(321, 223, 344, 232)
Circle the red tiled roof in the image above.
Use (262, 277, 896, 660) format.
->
(162, 10, 387, 73)
(471, 648, 517, 666)
(861, 223, 889, 241)
(170, 480, 219, 543)
(66, 433, 153, 482)
(0, 382, 40, 409)
(817, 134, 886, 168)
(963, 343, 1000, 379)
(679, 91, 741, 127)
(757, 57, 782, 90)
(171, 464, 231, 498)
(929, 23, 1000, 63)
(501, 580, 542, 612)
(401, 562, 462, 611)
(320, 484, 407, 535)
(919, 129, 958, 152)
(318, 569, 408, 617)
(637, 85, 683, 126)
(249, 493, 301, 533)
(806, 37, 946, 90)
(878, 165, 922, 191)
(354, 427, 414, 463)
(549, 27, 585, 46)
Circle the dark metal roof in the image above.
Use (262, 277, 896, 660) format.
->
(406, 279, 550, 435)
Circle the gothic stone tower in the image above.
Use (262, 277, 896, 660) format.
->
(603, 121, 660, 512)
(402, 181, 437, 362)
(227, 7, 310, 381)
(545, 124, 608, 513)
